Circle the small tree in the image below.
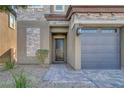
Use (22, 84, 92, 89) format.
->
(35, 49, 48, 64)
(0, 5, 27, 12)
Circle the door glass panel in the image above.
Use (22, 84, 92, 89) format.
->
(101, 29, 115, 33)
(55, 39, 64, 61)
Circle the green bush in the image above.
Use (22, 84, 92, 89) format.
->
(35, 49, 48, 64)
(3, 57, 15, 70)
(12, 71, 28, 88)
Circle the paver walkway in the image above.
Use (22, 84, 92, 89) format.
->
(43, 64, 124, 88)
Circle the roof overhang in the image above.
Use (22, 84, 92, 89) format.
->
(45, 14, 67, 21)
(45, 5, 124, 21)
(66, 5, 124, 20)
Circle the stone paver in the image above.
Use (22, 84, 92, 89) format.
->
(43, 64, 124, 88)
(83, 70, 124, 88)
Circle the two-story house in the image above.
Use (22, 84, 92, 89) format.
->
(0, 6, 16, 64)
(17, 5, 124, 70)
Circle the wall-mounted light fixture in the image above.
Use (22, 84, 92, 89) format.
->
(76, 28, 82, 36)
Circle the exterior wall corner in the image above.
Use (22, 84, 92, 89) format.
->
(120, 27, 124, 69)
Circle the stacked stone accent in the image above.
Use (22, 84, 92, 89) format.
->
(26, 28, 40, 56)
(17, 5, 50, 21)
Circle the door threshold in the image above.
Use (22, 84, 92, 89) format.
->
(53, 61, 66, 64)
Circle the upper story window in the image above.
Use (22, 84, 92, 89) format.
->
(9, 13, 16, 29)
(28, 5, 43, 8)
(54, 5, 65, 12)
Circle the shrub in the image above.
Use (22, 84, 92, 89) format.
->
(3, 57, 15, 70)
(12, 71, 28, 88)
(35, 49, 48, 64)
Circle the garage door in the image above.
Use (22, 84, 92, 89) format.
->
(80, 28, 120, 69)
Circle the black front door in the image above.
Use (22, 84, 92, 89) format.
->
(55, 38, 64, 61)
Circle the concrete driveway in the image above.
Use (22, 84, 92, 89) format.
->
(43, 64, 124, 88)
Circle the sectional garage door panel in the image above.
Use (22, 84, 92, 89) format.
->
(80, 29, 120, 69)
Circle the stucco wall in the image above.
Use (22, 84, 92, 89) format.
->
(17, 6, 50, 64)
(72, 13, 124, 25)
(67, 25, 81, 70)
(67, 27, 75, 69)
(0, 12, 16, 60)
(50, 27, 68, 33)
(17, 21, 49, 64)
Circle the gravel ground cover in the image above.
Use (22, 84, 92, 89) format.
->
(0, 65, 95, 88)
(1, 64, 124, 88)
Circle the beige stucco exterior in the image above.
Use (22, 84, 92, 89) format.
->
(17, 21, 50, 64)
(66, 23, 81, 70)
(17, 6, 124, 70)
(0, 12, 16, 62)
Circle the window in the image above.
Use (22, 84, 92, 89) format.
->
(9, 13, 16, 29)
(78, 28, 116, 34)
(28, 5, 43, 8)
(78, 29, 97, 34)
(101, 29, 114, 33)
(54, 5, 64, 12)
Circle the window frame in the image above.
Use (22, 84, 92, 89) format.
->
(28, 5, 44, 8)
(54, 5, 65, 12)
(77, 28, 118, 35)
(8, 13, 16, 29)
